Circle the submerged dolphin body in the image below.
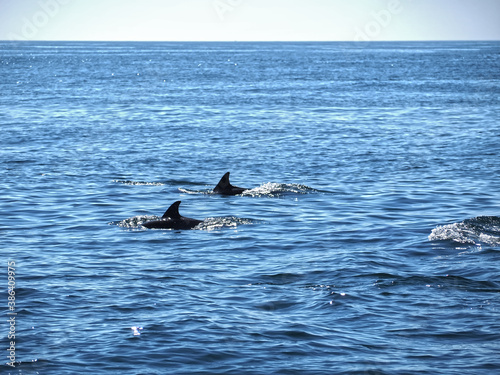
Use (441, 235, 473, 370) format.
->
(142, 201, 203, 230)
(213, 172, 247, 195)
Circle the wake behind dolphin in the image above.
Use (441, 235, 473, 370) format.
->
(142, 201, 203, 230)
(177, 171, 317, 197)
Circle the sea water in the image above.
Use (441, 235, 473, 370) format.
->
(1, 41, 500, 374)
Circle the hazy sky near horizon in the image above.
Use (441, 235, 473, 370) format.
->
(1, 0, 499, 42)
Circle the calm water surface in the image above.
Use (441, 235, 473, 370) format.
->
(1, 41, 500, 374)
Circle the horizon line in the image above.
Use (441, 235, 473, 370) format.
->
(2, 39, 500, 43)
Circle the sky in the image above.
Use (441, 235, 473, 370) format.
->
(1, 0, 499, 42)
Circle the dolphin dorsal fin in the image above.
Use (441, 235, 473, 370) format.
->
(215, 172, 231, 191)
(162, 201, 182, 219)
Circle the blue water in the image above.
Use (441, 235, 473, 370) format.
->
(1, 41, 500, 374)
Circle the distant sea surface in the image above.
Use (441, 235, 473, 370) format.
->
(1, 41, 500, 375)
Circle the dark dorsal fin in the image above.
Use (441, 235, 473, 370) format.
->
(162, 201, 182, 219)
(214, 172, 231, 192)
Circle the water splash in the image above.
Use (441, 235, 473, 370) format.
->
(131, 326, 143, 336)
(242, 182, 317, 197)
(429, 216, 500, 246)
(111, 215, 159, 229)
(198, 216, 257, 231)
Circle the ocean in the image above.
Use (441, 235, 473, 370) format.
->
(1, 41, 499, 374)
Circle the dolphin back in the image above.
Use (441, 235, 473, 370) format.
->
(143, 200, 203, 230)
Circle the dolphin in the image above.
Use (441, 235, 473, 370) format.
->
(213, 172, 247, 195)
(142, 201, 203, 230)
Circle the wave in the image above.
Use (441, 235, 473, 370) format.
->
(113, 180, 165, 186)
(178, 187, 209, 194)
(429, 216, 500, 246)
